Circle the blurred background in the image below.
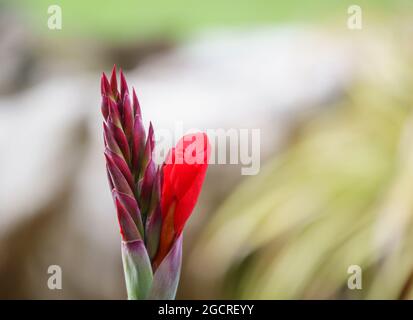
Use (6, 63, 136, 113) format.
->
(1, 0, 413, 299)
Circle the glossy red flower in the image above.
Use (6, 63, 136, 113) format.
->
(162, 133, 211, 234)
(153, 133, 210, 268)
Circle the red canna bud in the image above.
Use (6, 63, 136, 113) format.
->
(163, 132, 210, 235)
(101, 65, 210, 299)
(153, 132, 210, 269)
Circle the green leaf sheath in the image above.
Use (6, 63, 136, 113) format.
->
(121, 240, 153, 299)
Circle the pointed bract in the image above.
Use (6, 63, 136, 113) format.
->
(123, 93, 134, 141)
(132, 114, 146, 176)
(145, 205, 162, 260)
(105, 148, 134, 191)
(140, 131, 154, 177)
(109, 121, 131, 164)
(140, 159, 156, 215)
(148, 167, 162, 216)
(120, 68, 129, 99)
(108, 98, 122, 128)
(132, 88, 141, 117)
(103, 122, 123, 157)
(110, 65, 118, 96)
(149, 235, 182, 299)
(101, 73, 110, 96)
(105, 153, 134, 197)
(148, 122, 155, 150)
(101, 96, 109, 120)
(113, 190, 144, 237)
(115, 198, 141, 241)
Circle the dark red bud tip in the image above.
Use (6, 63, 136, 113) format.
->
(110, 64, 118, 96)
(101, 73, 110, 96)
(148, 122, 155, 150)
(120, 68, 129, 99)
(132, 88, 141, 117)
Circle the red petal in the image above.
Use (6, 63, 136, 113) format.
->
(173, 167, 208, 235)
(161, 133, 210, 234)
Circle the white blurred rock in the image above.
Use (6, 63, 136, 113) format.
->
(0, 77, 89, 236)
